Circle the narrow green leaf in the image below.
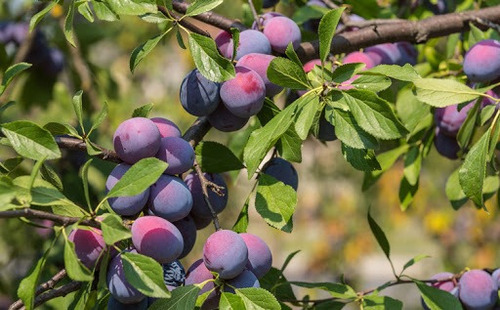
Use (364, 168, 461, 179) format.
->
(185, 0, 224, 16)
(29, 0, 60, 31)
(101, 214, 131, 245)
(350, 75, 392, 92)
(401, 254, 429, 274)
(88, 101, 108, 136)
(220, 292, 245, 310)
(106, 157, 167, 198)
(403, 146, 421, 186)
(468, 23, 485, 47)
(235, 288, 281, 310)
(72, 90, 84, 133)
(367, 208, 391, 261)
(122, 252, 170, 298)
(188, 33, 235, 82)
(64, 233, 94, 281)
(362, 295, 403, 310)
(488, 111, 500, 159)
(43, 122, 79, 137)
(176, 29, 187, 49)
(341, 144, 381, 171)
(130, 32, 168, 73)
(459, 127, 490, 207)
(77, 1, 95, 22)
(399, 176, 419, 211)
(2, 121, 61, 160)
(360, 64, 420, 82)
(232, 197, 249, 233)
(413, 78, 482, 107)
(13, 176, 80, 208)
(318, 8, 345, 63)
(281, 250, 300, 273)
(80, 159, 93, 211)
(105, 0, 157, 16)
(64, 1, 77, 47)
(229, 28, 240, 62)
(285, 43, 302, 67)
(290, 282, 357, 299)
(267, 57, 311, 89)
(195, 141, 244, 173)
(330, 108, 379, 149)
(150, 285, 201, 310)
(294, 96, 321, 140)
(416, 281, 463, 310)
(132, 103, 154, 117)
(0, 62, 32, 96)
(256, 174, 297, 233)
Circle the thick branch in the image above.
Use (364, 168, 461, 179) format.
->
(30, 281, 82, 309)
(182, 116, 212, 147)
(172, 1, 246, 31)
(0, 209, 100, 228)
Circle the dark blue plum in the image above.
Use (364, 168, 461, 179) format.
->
(207, 103, 249, 132)
(155, 137, 195, 175)
(263, 0, 279, 8)
(458, 269, 498, 310)
(149, 175, 193, 222)
(240, 233, 272, 279)
(184, 172, 228, 219)
(434, 127, 460, 160)
(106, 164, 150, 216)
(224, 270, 260, 293)
(395, 42, 418, 65)
(113, 117, 161, 164)
(108, 296, 148, 310)
(180, 69, 221, 116)
(262, 157, 299, 191)
(162, 260, 186, 288)
(463, 39, 500, 83)
(173, 216, 197, 259)
(107, 250, 146, 304)
(317, 111, 337, 142)
(190, 213, 213, 230)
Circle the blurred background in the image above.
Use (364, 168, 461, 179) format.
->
(0, 0, 499, 309)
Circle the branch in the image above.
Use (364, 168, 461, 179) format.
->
(158, 6, 211, 37)
(0, 209, 101, 228)
(193, 163, 222, 231)
(55, 136, 121, 163)
(172, 1, 246, 31)
(30, 281, 82, 309)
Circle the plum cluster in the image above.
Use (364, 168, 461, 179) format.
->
(185, 230, 272, 309)
(0, 21, 64, 78)
(423, 269, 500, 310)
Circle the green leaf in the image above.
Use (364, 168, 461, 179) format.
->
(64, 232, 94, 281)
(176, 29, 187, 49)
(416, 281, 463, 310)
(368, 208, 391, 261)
(130, 32, 168, 73)
(13, 176, 80, 208)
(18, 255, 46, 310)
(399, 176, 419, 211)
(488, 111, 500, 159)
(77, 1, 95, 22)
(260, 267, 296, 300)
(318, 8, 345, 63)
(40, 163, 63, 191)
(188, 33, 235, 82)
(480, 105, 496, 126)
(0, 180, 18, 209)
(72, 90, 84, 133)
(413, 78, 482, 107)
(149, 285, 200, 310)
(360, 64, 420, 82)
(276, 127, 302, 163)
(292, 4, 329, 24)
(255, 174, 297, 233)
(101, 213, 131, 245)
(341, 144, 381, 171)
(446, 169, 469, 210)
(106, 158, 167, 198)
(267, 57, 311, 90)
(281, 250, 300, 273)
(331, 63, 365, 83)
(285, 43, 302, 67)
(219, 292, 245, 310)
(43, 122, 79, 137)
(401, 254, 429, 274)
(92, 0, 119, 21)
(459, 127, 490, 207)
(468, 23, 485, 47)
(80, 159, 93, 211)
(290, 282, 357, 299)
(329, 108, 379, 149)
(122, 252, 171, 298)
(457, 100, 480, 150)
(350, 75, 392, 92)
(343, 90, 408, 140)
(235, 288, 281, 310)
(395, 86, 432, 135)
(185, 0, 223, 16)
(140, 12, 169, 23)
(294, 96, 321, 140)
(105, 0, 157, 16)
(132, 103, 154, 117)
(232, 197, 249, 233)
(2, 121, 61, 160)
(64, 1, 76, 47)
(195, 141, 244, 173)
(229, 27, 240, 62)
(0, 62, 32, 96)
(362, 295, 402, 309)
(403, 146, 421, 186)
(29, 0, 60, 31)
(88, 101, 108, 136)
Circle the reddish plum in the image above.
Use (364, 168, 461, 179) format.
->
(240, 233, 272, 278)
(151, 117, 181, 138)
(463, 39, 500, 83)
(237, 53, 283, 97)
(68, 228, 106, 269)
(203, 230, 248, 279)
(263, 16, 301, 53)
(149, 175, 193, 222)
(113, 117, 161, 164)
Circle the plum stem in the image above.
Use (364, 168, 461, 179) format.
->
(247, 0, 262, 30)
(193, 162, 222, 231)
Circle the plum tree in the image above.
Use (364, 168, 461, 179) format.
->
(203, 230, 248, 279)
(150, 117, 182, 138)
(106, 164, 150, 216)
(458, 269, 498, 309)
(107, 251, 146, 304)
(149, 175, 193, 222)
(172, 216, 197, 259)
(113, 117, 161, 164)
(262, 16, 301, 53)
(184, 172, 228, 219)
(220, 66, 266, 118)
(131, 216, 184, 264)
(240, 233, 272, 278)
(68, 228, 106, 269)
(155, 137, 195, 175)
(262, 157, 299, 190)
(463, 39, 500, 83)
(180, 69, 221, 116)
(237, 53, 283, 97)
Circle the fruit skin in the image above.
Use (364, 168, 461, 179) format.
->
(434, 103, 473, 137)
(343, 51, 377, 69)
(214, 30, 233, 58)
(263, 16, 302, 53)
(149, 175, 193, 222)
(151, 117, 181, 138)
(207, 103, 249, 132)
(203, 230, 249, 280)
(226, 30, 272, 60)
(317, 110, 337, 142)
(251, 12, 283, 30)
(365, 43, 402, 65)
(237, 53, 283, 98)
(68, 228, 106, 269)
(458, 269, 498, 310)
(131, 216, 184, 264)
(180, 69, 221, 116)
(156, 137, 195, 175)
(106, 164, 150, 216)
(224, 270, 260, 293)
(303, 59, 322, 73)
(191, 213, 213, 230)
(262, 157, 299, 191)
(262, 0, 279, 8)
(108, 296, 148, 310)
(107, 251, 146, 304)
(113, 117, 161, 164)
(220, 66, 266, 118)
(184, 172, 228, 219)
(434, 127, 460, 160)
(491, 269, 500, 287)
(421, 272, 459, 309)
(185, 259, 218, 309)
(463, 39, 500, 83)
(173, 216, 197, 259)
(395, 42, 418, 65)
(240, 233, 272, 278)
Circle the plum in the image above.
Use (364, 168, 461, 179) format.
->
(203, 230, 248, 279)
(343, 51, 377, 69)
(149, 175, 193, 222)
(68, 228, 106, 269)
(226, 30, 272, 60)
(113, 117, 161, 164)
(106, 164, 150, 216)
(224, 270, 260, 293)
(240, 233, 272, 278)
(458, 269, 498, 310)
(434, 127, 460, 160)
(262, 157, 299, 190)
(463, 39, 500, 83)
(237, 53, 283, 97)
(107, 250, 146, 304)
(263, 0, 279, 8)
(207, 103, 249, 132)
(180, 69, 221, 116)
(155, 137, 195, 175)
(151, 117, 181, 138)
(263, 16, 301, 53)
(184, 172, 228, 219)
(173, 216, 197, 259)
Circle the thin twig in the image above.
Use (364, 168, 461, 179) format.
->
(0, 209, 100, 228)
(247, 0, 262, 30)
(158, 6, 211, 37)
(29, 281, 82, 309)
(172, 1, 246, 31)
(56, 136, 121, 163)
(193, 163, 222, 231)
